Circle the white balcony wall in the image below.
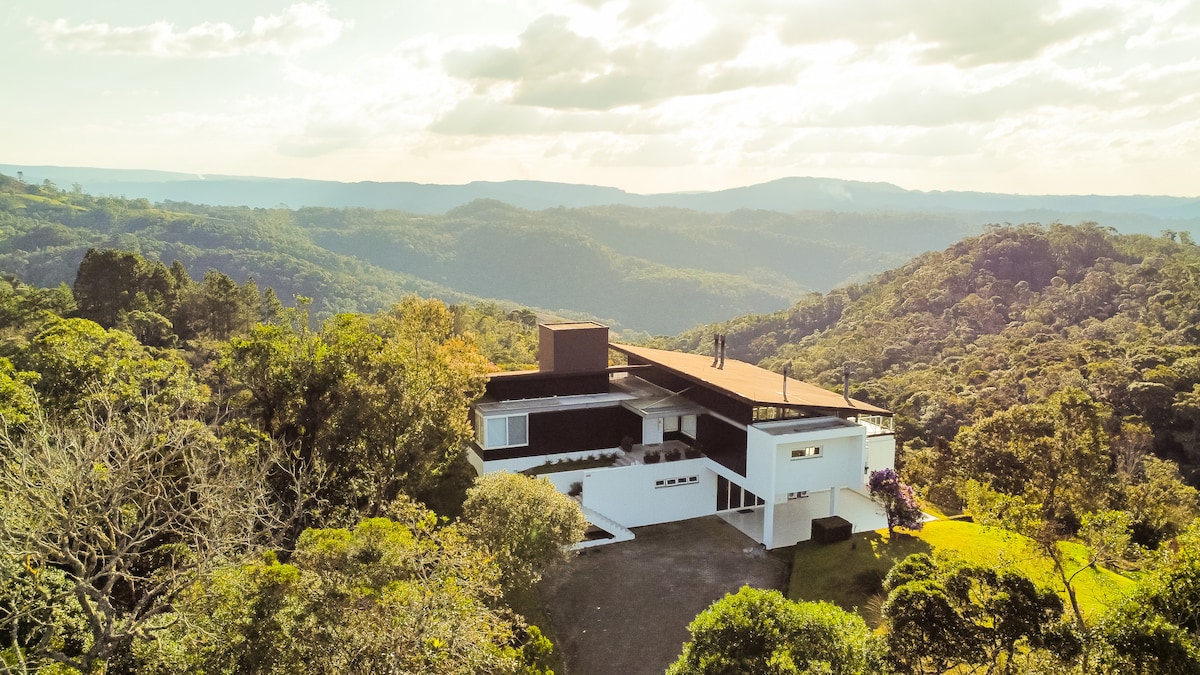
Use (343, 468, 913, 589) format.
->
(743, 431, 776, 498)
(773, 435, 864, 499)
(865, 434, 896, 484)
(747, 421, 867, 502)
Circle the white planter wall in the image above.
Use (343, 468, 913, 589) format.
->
(540, 468, 590, 494)
(482, 447, 619, 474)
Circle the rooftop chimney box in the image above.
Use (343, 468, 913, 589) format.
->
(538, 322, 609, 373)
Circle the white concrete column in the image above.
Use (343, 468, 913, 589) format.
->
(829, 486, 840, 516)
(763, 500, 775, 548)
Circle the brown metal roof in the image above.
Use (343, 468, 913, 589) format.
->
(609, 343, 891, 416)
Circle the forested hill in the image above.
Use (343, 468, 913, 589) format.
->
(667, 224, 1200, 498)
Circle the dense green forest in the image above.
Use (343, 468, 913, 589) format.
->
(4, 217, 1200, 673)
(0, 250, 575, 674)
(0, 173, 481, 318)
(664, 223, 1200, 673)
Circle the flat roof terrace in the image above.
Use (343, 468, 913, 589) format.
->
(542, 321, 608, 331)
(754, 417, 858, 436)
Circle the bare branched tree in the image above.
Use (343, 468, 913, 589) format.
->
(0, 398, 276, 674)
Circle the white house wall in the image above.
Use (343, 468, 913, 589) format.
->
(476, 416, 895, 548)
(580, 459, 716, 528)
(539, 468, 590, 494)
(772, 435, 865, 499)
(743, 431, 776, 498)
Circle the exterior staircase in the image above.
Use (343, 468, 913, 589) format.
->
(573, 504, 635, 549)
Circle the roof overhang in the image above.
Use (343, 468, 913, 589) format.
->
(475, 391, 634, 415)
(609, 343, 891, 416)
(612, 375, 708, 418)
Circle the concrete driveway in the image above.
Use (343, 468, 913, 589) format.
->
(538, 516, 790, 675)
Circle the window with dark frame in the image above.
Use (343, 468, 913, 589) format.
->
(655, 475, 699, 488)
(477, 412, 529, 449)
(790, 446, 821, 459)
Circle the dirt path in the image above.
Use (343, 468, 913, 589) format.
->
(538, 517, 789, 675)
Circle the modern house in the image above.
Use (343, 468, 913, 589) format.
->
(468, 322, 895, 548)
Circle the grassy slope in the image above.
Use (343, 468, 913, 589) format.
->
(788, 519, 1136, 627)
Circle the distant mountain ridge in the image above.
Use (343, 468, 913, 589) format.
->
(4, 165, 1199, 334)
(4, 163, 1198, 220)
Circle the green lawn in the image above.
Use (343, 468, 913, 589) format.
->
(788, 519, 1136, 627)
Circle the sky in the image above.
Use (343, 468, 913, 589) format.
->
(1, 0, 1198, 196)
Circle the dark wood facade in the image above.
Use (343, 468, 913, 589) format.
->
(487, 371, 609, 400)
(480, 405, 641, 461)
(696, 415, 748, 476)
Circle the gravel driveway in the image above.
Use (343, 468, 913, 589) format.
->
(538, 516, 790, 675)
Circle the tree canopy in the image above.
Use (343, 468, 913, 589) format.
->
(0, 398, 273, 674)
(136, 503, 527, 675)
(0, 255, 561, 674)
(882, 554, 1068, 675)
(460, 472, 587, 592)
(668, 586, 876, 675)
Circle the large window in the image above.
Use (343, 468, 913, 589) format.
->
(753, 406, 802, 422)
(476, 412, 528, 449)
(681, 414, 697, 438)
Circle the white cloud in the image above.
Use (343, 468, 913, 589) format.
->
(443, 9, 796, 110)
(775, 0, 1120, 67)
(428, 96, 673, 135)
(30, 2, 347, 58)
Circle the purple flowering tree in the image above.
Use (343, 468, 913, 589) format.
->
(868, 468, 925, 537)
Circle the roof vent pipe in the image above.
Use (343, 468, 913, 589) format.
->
(711, 333, 720, 368)
(782, 364, 789, 402)
(718, 334, 726, 370)
(842, 362, 851, 400)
